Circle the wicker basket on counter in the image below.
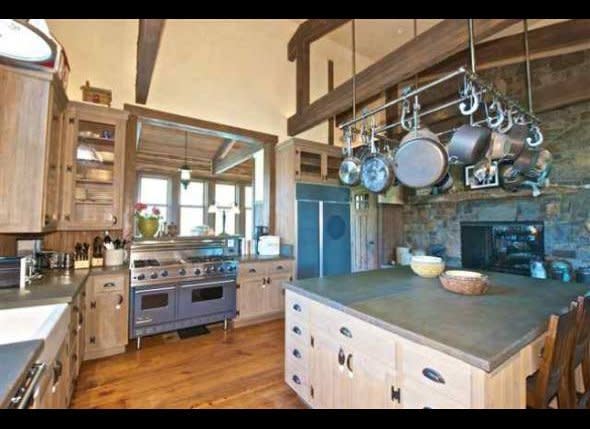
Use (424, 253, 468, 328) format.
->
(439, 270, 489, 296)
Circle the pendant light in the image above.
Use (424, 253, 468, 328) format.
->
(179, 131, 191, 189)
(0, 19, 57, 63)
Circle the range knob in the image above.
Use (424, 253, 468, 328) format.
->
(218, 266, 225, 273)
(160, 270, 169, 278)
(194, 268, 202, 275)
(150, 272, 158, 280)
(205, 266, 213, 274)
(227, 265, 235, 272)
(137, 273, 146, 281)
(179, 268, 187, 276)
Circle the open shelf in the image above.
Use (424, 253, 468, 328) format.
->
(78, 135, 115, 144)
(75, 199, 113, 206)
(76, 178, 113, 185)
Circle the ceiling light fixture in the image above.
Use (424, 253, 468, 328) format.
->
(180, 131, 191, 189)
(0, 19, 57, 64)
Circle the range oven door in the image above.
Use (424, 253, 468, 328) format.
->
(133, 284, 177, 328)
(177, 278, 236, 321)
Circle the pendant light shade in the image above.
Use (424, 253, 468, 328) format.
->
(0, 19, 57, 63)
(180, 131, 191, 189)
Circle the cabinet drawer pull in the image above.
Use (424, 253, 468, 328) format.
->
(339, 326, 352, 338)
(112, 215, 118, 225)
(391, 386, 401, 403)
(103, 282, 116, 288)
(292, 303, 302, 312)
(276, 265, 284, 270)
(292, 349, 302, 359)
(292, 326, 302, 335)
(90, 301, 96, 309)
(338, 347, 346, 366)
(346, 353, 353, 375)
(116, 294, 124, 309)
(422, 368, 446, 384)
(292, 375, 301, 385)
(89, 336, 96, 344)
(248, 268, 257, 273)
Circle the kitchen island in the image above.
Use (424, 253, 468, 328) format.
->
(283, 267, 589, 408)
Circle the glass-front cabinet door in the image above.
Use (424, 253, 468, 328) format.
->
(324, 153, 342, 184)
(295, 148, 323, 183)
(60, 102, 128, 230)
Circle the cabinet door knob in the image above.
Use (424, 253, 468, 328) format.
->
(292, 375, 301, 385)
(112, 215, 118, 225)
(90, 301, 96, 309)
(266, 277, 271, 284)
(339, 326, 352, 338)
(292, 303, 302, 312)
(422, 368, 445, 384)
(89, 336, 96, 344)
(292, 326, 302, 335)
(116, 294, 124, 309)
(337, 347, 346, 367)
(346, 353, 354, 377)
(292, 349, 302, 359)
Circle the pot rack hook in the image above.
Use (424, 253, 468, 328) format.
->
(400, 98, 413, 131)
(527, 125, 544, 147)
(459, 85, 480, 116)
(497, 107, 514, 133)
(485, 97, 505, 129)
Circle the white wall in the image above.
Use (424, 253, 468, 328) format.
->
(46, 19, 372, 144)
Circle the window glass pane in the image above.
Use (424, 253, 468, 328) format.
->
(180, 181, 204, 206)
(140, 177, 168, 205)
(180, 207, 204, 236)
(215, 184, 236, 208)
(245, 208, 253, 241)
(244, 186, 253, 209)
(215, 211, 236, 235)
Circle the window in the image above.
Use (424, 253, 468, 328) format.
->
(244, 185, 253, 241)
(180, 181, 205, 236)
(214, 183, 237, 235)
(137, 175, 170, 223)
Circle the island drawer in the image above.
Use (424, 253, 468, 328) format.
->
(285, 359, 310, 402)
(401, 342, 472, 405)
(402, 380, 465, 409)
(285, 290, 313, 321)
(92, 274, 125, 294)
(310, 302, 397, 365)
(268, 260, 293, 275)
(285, 336, 309, 370)
(238, 262, 267, 280)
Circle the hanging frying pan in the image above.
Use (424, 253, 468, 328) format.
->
(339, 128, 362, 186)
(360, 127, 395, 193)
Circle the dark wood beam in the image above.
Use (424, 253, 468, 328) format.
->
(287, 19, 519, 136)
(327, 59, 335, 145)
(213, 144, 263, 176)
(123, 104, 278, 145)
(135, 19, 166, 104)
(296, 42, 310, 112)
(420, 19, 590, 82)
(288, 19, 350, 61)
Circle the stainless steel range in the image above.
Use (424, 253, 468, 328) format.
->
(129, 236, 241, 349)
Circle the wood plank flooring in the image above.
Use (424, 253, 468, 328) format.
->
(71, 319, 305, 409)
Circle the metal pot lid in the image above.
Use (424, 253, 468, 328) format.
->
(339, 157, 362, 186)
(393, 139, 448, 188)
(360, 155, 394, 193)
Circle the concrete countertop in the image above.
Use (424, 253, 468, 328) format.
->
(0, 265, 129, 310)
(239, 254, 294, 263)
(284, 266, 590, 372)
(0, 340, 43, 408)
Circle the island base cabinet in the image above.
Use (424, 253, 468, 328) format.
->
(84, 273, 129, 361)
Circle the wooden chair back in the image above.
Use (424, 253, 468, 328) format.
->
(531, 309, 577, 408)
(573, 295, 590, 401)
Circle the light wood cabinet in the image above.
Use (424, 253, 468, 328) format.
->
(84, 272, 129, 360)
(235, 259, 293, 327)
(59, 101, 128, 231)
(0, 64, 67, 233)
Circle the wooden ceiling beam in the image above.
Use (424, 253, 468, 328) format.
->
(214, 139, 236, 161)
(135, 19, 166, 104)
(213, 144, 262, 176)
(287, 19, 519, 136)
(288, 19, 351, 61)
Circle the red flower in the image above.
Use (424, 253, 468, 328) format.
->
(134, 202, 147, 212)
(152, 207, 161, 216)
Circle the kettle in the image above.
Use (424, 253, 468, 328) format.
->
(530, 258, 547, 279)
(549, 259, 573, 282)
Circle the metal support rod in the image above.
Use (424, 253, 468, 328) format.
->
(523, 19, 534, 113)
(339, 67, 467, 129)
(468, 19, 476, 73)
(351, 19, 356, 122)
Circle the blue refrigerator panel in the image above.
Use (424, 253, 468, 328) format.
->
(296, 200, 320, 279)
(322, 202, 351, 277)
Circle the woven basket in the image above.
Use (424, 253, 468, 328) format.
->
(439, 270, 489, 296)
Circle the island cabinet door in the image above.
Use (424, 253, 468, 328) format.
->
(349, 351, 400, 409)
(309, 333, 353, 408)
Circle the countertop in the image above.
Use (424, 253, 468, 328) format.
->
(0, 265, 129, 310)
(239, 254, 294, 263)
(284, 266, 590, 372)
(0, 340, 43, 408)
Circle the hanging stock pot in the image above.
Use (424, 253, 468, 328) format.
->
(338, 128, 362, 186)
(360, 127, 395, 193)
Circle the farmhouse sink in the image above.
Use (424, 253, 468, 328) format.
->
(0, 303, 70, 362)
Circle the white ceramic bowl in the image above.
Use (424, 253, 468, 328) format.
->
(410, 256, 445, 278)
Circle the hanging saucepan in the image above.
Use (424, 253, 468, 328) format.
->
(513, 143, 540, 176)
(502, 124, 528, 161)
(487, 131, 510, 160)
(447, 124, 492, 165)
(360, 127, 395, 193)
(524, 149, 553, 182)
(499, 162, 526, 192)
(338, 127, 362, 186)
(394, 127, 449, 188)
(433, 172, 454, 194)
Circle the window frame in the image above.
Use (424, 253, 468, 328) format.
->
(179, 179, 207, 236)
(136, 172, 173, 225)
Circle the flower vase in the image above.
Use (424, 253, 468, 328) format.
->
(137, 217, 159, 239)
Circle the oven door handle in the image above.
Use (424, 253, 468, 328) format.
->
(12, 363, 46, 409)
(180, 279, 235, 289)
(135, 286, 176, 294)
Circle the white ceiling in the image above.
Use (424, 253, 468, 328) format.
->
(293, 19, 570, 62)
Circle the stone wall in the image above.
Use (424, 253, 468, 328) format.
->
(401, 50, 590, 269)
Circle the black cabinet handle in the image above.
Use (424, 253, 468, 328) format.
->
(346, 353, 353, 374)
(276, 265, 284, 270)
(338, 347, 346, 366)
(391, 386, 401, 403)
(422, 368, 446, 384)
(292, 349, 302, 359)
(249, 268, 257, 273)
(292, 375, 301, 385)
(292, 303, 301, 312)
(104, 282, 116, 288)
(266, 277, 271, 284)
(340, 326, 352, 338)
(292, 326, 302, 335)
(112, 215, 118, 225)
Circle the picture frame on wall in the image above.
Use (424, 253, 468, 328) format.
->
(464, 161, 500, 190)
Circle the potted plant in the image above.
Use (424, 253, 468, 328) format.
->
(135, 203, 162, 239)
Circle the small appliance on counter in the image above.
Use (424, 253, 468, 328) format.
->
(548, 259, 573, 282)
(257, 236, 280, 256)
(576, 266, 590, 284)
(0, 257, 21, 289)
(254, 225, 270, 255)
(530, 257, 547, 279)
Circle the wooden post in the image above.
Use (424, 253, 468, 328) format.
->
(328, 59, 335, 145)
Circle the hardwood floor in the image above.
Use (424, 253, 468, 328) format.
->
(71, 319, 306, 409)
